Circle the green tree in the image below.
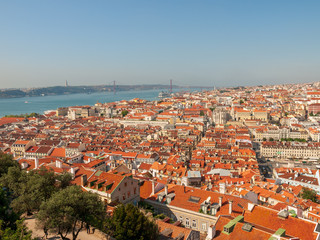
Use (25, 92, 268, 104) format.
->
(0, 187, 33, 240)
(200, 110, 204, 116)
(0, 152, 19, 178)
(0, 219, 33, 240)
(4, 112, 40, 118)
(37, 185, 106, 240)
(105, 204, 159, 240)
(121, 110, 129, 117)
(301, 187, 318, 203)
(0, 188, 19, 230)
(56, 172, 73, 189)
(1, 167, 72, 215)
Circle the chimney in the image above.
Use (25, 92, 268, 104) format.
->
(21, 162, 28, 169)
(34, 158, 39, 169)
(212, 207, 217, 216)
(165, 184, 168, 195)
(70, 167, 76, 179)
(55, 160, 62, 168)
(219, 196, 223, 207)
(206, 225, 216, 240)
(81, 174, 87, 186)
(151, 180, 155, 195)
(219, 183, 226, 194)
(229, 200, 233, 215)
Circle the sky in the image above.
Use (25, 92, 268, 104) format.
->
(0, 0, 320, 89)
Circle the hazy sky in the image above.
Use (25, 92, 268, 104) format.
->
(1, 0, 319, 89)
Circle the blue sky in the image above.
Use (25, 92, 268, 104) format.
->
(0, 0, 319, 88)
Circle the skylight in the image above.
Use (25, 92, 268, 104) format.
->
(188, 196, 201, 203)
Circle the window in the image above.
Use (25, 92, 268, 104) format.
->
(192, 220, 197, 228)
(134, 188, 137, 194)
(124, 182, 127, 187)
(123, 194, 126, 201)
(179, 216, 183, 222)
(186, 218, 190, 227)
(202, 223, 206, 231)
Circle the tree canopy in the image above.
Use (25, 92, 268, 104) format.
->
(0, 188, 19, 230)
(105, 203, 159, 240)
(0, 219, 33, 240)
(1, 166, 72, 215)
(0, 179, 32, 240)
(37, 185, 106, 240)
(0, 152, 19, 178)
(121, 110, 129, 117)
(4, 113, 40, 118)
(301, 187, 318, 203)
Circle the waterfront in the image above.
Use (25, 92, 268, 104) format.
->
(0, 88, 200, 117)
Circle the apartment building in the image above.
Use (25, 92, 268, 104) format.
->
(260, 141, 320, 159)
(11, 140, 36, 157)
(80, 171, 140, 204)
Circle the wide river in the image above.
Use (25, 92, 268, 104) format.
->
(0, 88, 201, 117)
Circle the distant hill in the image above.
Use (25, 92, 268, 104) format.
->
(0, 84, 188, 99)
(0, 89, 26, 98)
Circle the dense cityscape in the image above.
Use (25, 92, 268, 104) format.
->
(1, 81, 320, 239)
(2, 0, 320, 239)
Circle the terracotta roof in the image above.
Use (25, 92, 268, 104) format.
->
(149, 185, 249, 217)
(157, 220, 192, 240)
(244, 205, 317, 240)
(50, 148, 66, 158)
(138, 162, 152, 171)
(214, 216, 271, 240)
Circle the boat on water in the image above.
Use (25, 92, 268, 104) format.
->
(158, 91, 171, 98)
(24, 101, 29, 104)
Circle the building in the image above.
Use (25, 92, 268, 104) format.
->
(212, 108, 230, 125)
(260, 141, 320, 159)
(80, 171, 140, 204)
(11, 140, 35, 158)
(144, 184, 250, 236)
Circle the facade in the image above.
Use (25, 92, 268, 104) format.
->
(81, 172, 140, 204)
(25, 146, 53, 159)
(309, 103, 320, 115)
(260, 141, 320, 159)
(274, 169, 320, 193)
(255, 127, 308, 141)
(212, 108, 229, 125)
(11, 140, 36, 158)
(65, 143, 85, 157)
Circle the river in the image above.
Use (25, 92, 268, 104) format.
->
(0, 88, 201, 117)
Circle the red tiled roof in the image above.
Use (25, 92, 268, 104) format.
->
(50, 148, 66, 158)
(157, 220, 192, 240)
(244, 206, 317, 240)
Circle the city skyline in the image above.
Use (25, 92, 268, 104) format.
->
(1, 0, 320, 88)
